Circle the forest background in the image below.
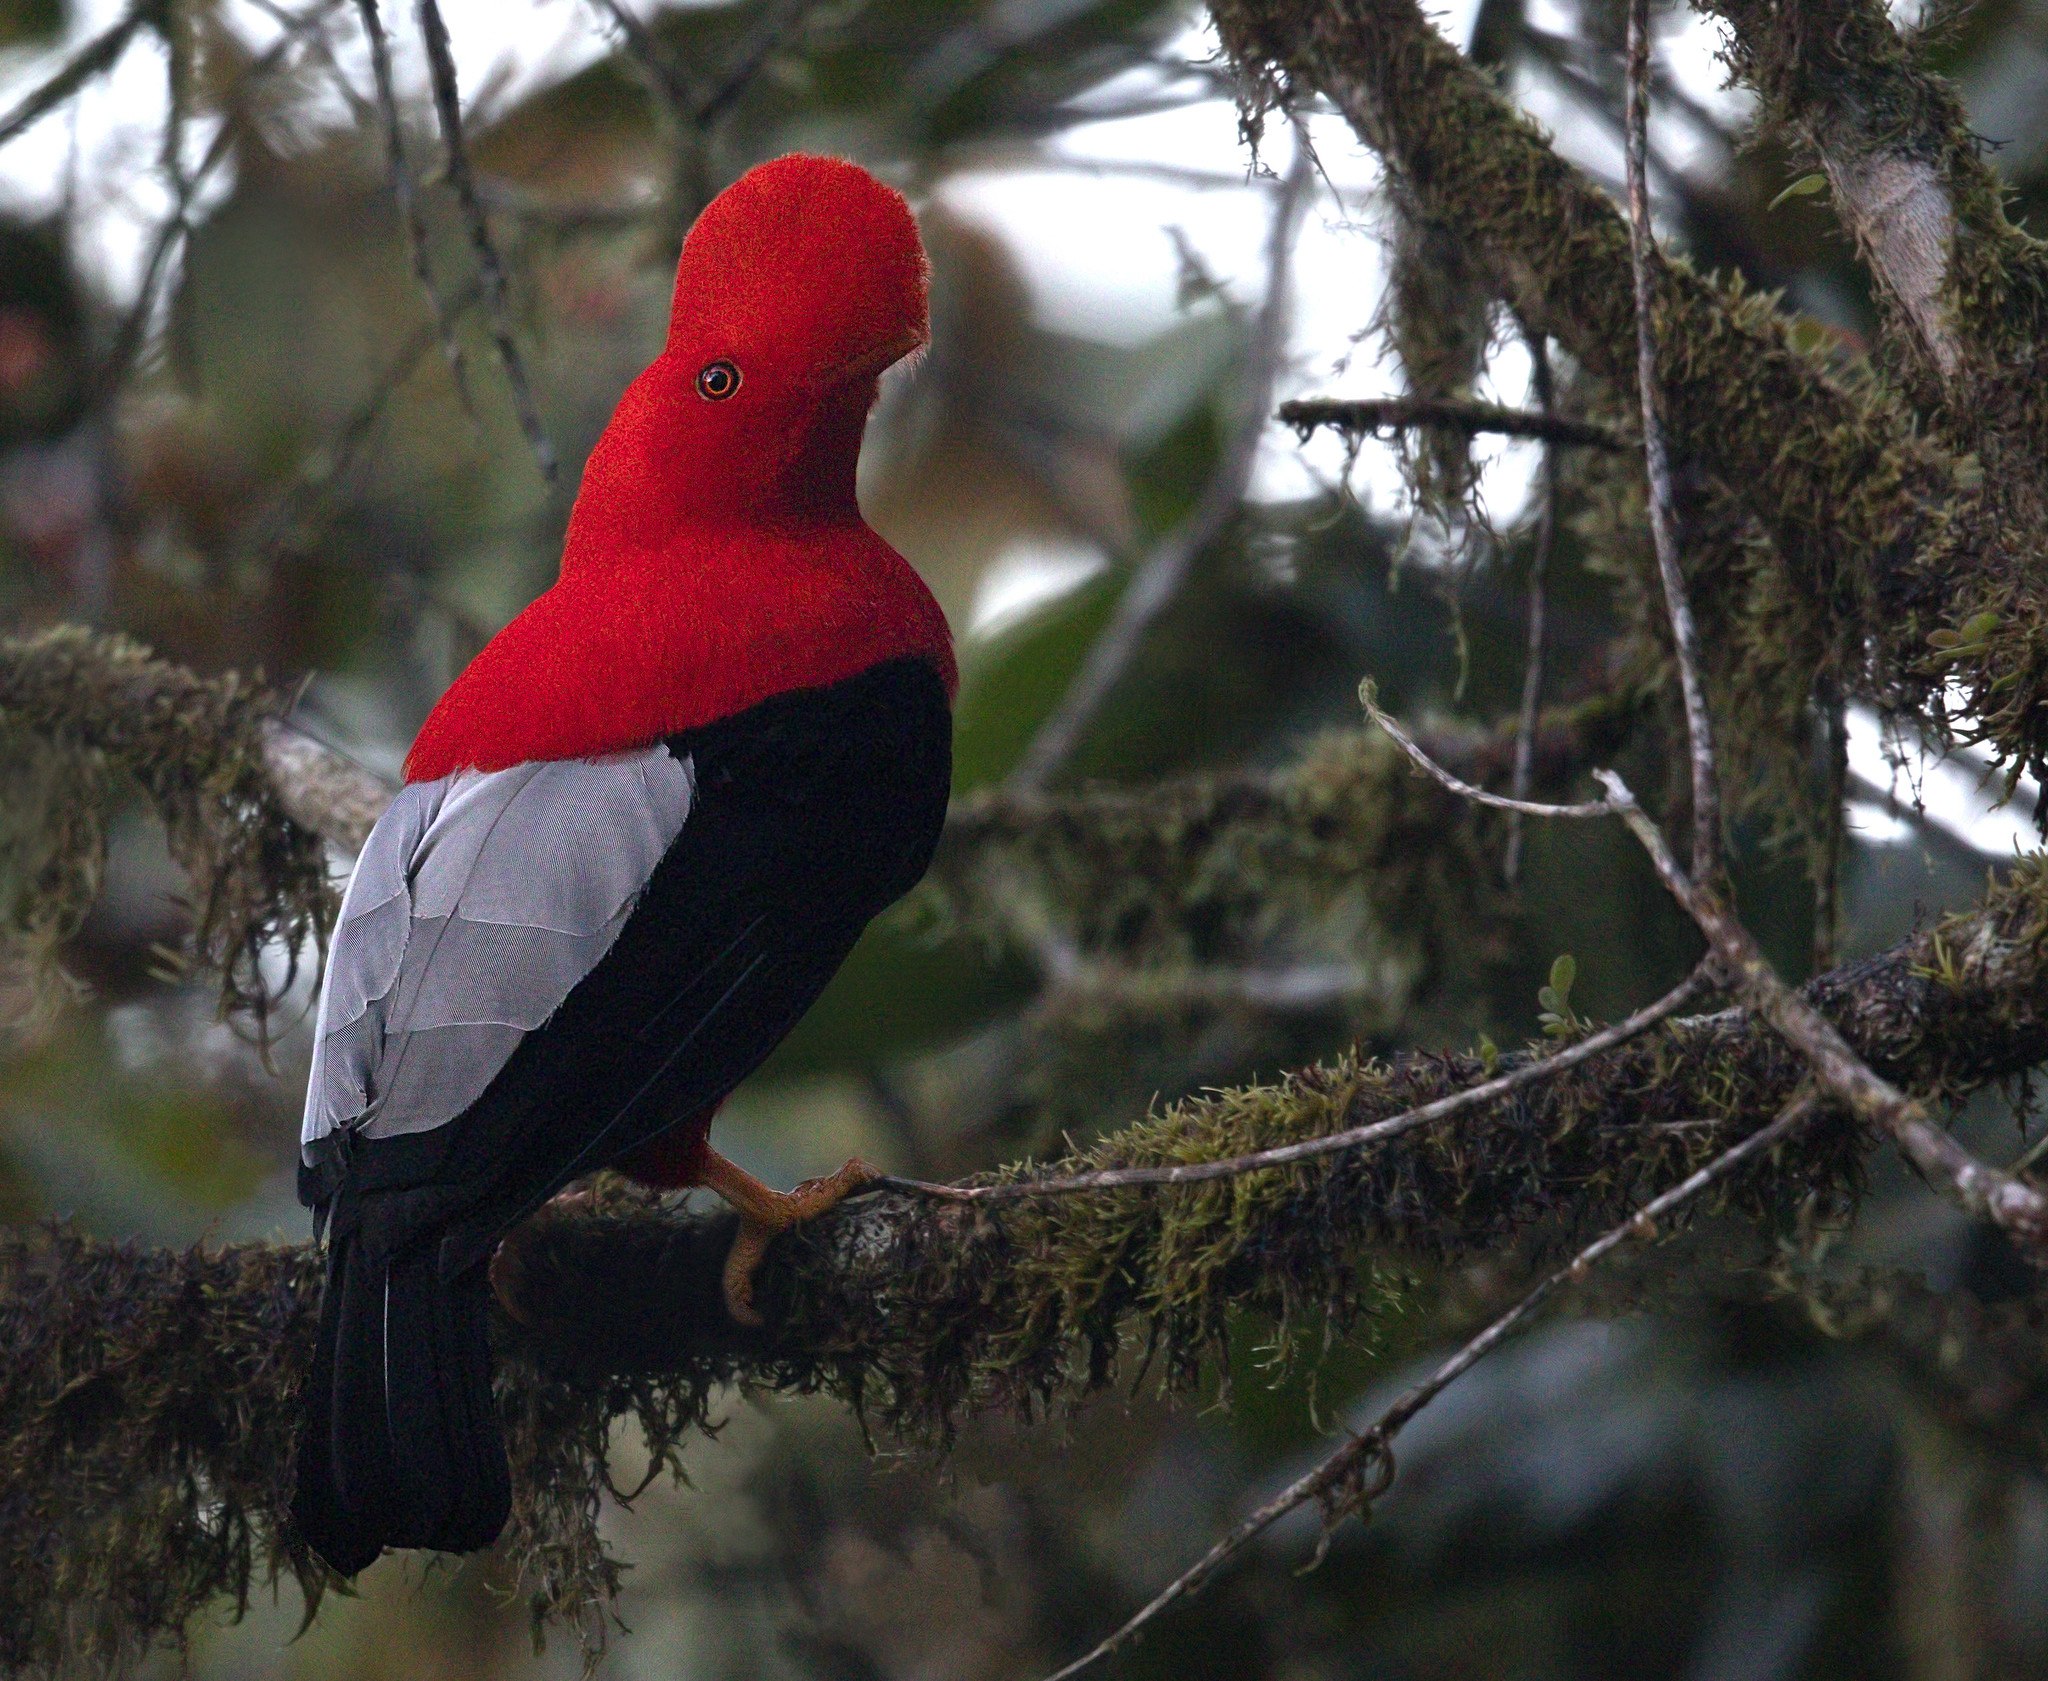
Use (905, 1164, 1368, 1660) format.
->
(2, 0, 2047, 1673)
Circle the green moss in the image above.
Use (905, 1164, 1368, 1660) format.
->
(1212, 0, 2048, 812)
(0, 627, 333, 1036)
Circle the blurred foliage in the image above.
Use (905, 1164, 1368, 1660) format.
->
(0, 0, 2044, 1674)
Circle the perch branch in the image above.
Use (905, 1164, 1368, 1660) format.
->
(16, 854, 2048, 1663)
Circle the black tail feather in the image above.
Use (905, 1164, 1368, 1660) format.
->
(291, 1228, 511, 1574)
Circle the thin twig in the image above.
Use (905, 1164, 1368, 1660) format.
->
(244, 0, 377, 126)
(1504, 330, 1560, 885)
(879, 964, 1707, 1201)
(99, 2, 350, 399)
(1813, 681, 1848, 972)
(1279, 396, 1622, 451)
(1360, 679, 1614, 819)
(694, 0, 818, 127)
(0, 0, 152, 153)
(1008, 122, 1314, 792)
(1625, 0, 1719, 882)
(1036, 1086, 1823, 1681)
(354, 0, 477, 417)
(1595, 768, 2048, 1257)
(585, 0, 702, 125)
(416, 0, 558, 482)
(240, 275, 485, 562)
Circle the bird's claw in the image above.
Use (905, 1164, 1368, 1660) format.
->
(718, 1156, 880, 1326)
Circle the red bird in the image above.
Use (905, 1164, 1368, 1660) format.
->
(291, 155, 954, 1575)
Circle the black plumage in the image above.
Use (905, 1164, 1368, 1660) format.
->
(292, 657, 952, 1573)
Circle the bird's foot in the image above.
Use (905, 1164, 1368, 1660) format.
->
(697, 1146, 879, 1326)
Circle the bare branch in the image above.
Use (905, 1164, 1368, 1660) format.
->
(694, 0, 819, 127)
(1279, 395, 1621, 451)
(584, 0, 701, 119)
(879, 965, 1707, 1201)
(257, 721, 394, 854)
(1595, 768, 2048, 1257)
(100, 2, 352, 398)
(353, 0, 477, 416)
(1359, 679, 1615, 819)
(1035, 1087, 1823, 1681)
(240, 275, 485, 565)
(1625, 0, 1718, 884)
(416, 0, 558, 482)
(1008, 125, 1313, 791)
(0, 0, 152, 153)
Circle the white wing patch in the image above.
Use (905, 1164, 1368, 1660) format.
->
(301, 746, 697, 1161)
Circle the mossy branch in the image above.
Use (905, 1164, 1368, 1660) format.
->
(0, 628, 334, 1033)
(1208, 0, 2048, 792)
(1707, 0, 2048, 446)
(12, 858, 2048, 1668)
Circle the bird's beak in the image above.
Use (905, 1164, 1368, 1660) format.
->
(821, 326, 928, 387)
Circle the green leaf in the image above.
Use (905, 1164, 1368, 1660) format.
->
(1548, 952, 1576, 1007)
(1768, 173, 1830, 212)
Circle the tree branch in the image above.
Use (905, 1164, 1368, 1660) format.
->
(416, 0, 558, 482)
(1207, 0, 2048, 790)
(1625, 0, 1719, 882)
(1705, 0, 2048, 435)
(0, 0, 154, 153)
(1279, 394, 1621, 451)
(1036, 1086, 1823, 1681)
(14, 846, 2048, 1660)
(1598, 768, 2048, 1257)
(1504, 328, 1560, 884)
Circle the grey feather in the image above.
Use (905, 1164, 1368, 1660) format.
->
(301, 746, 696, 1159)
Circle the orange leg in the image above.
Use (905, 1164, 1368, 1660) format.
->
(697, 1145, 878, 1325)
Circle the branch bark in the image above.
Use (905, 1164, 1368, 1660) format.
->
(1705, 0, 2048, 440)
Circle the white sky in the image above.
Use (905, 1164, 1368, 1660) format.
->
(0, 0, 2034, 857)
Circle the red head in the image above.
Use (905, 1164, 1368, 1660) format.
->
(564, 155, 929, 560)
(403, 155, 953, 782)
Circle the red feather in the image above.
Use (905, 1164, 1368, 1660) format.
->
(406, 154, 955, 783)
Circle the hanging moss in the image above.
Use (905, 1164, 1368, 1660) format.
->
(1211, 0, 2048, 805)
(1383, 207, 1498, 516)
(0, 627, 334, 1036)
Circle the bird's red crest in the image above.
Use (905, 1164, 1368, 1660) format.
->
(405, 155, 954, 783)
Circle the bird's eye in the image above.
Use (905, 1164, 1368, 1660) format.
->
(695, 360, 741, 401)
